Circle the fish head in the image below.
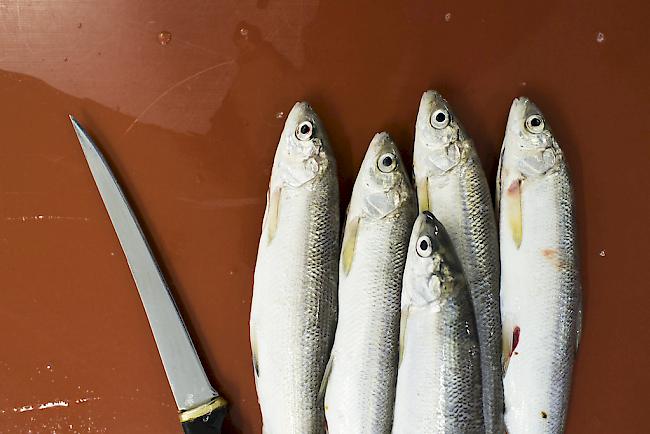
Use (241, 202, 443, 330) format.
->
(500, 97, 562, 179)
(402, 211, 465, 308)
(414, 90, 469, 179)
(270, 101, 334, 190)
(351, 132, 412, 220)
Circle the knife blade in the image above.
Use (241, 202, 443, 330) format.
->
(70, 116, 227, 434)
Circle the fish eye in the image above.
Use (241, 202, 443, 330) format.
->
(430, 109, 450, 129)
(416, 235, 433, 257)
(525, 114, 545, 133)
(377, 152, 398, 173)
(296, 121, 314, 141)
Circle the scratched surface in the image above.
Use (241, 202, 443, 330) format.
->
(0, 1, 648, 433)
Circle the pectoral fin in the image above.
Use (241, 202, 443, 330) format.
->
(341, 217, 360, 276)
(506, 179, 523, 248)
(266, 188, 281, 243)
(416, 178, 430, 212)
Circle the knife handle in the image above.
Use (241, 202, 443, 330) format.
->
(180, 397, 228, 434)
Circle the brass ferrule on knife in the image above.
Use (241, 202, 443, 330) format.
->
(180, 396, 228, 423)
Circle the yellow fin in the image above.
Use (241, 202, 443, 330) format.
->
(266, 188, 281, 243)
(341, 217, 360, 275)
(506, 179, 522, 248)
(416, 178, 430, 212)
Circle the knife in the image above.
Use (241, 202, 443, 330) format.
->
(70, 116, 227, 434)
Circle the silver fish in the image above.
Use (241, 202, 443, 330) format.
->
(323, 133, 416, 434)
(250, 102, 339, 434)
(413, 90, 503, 432)
(497, 97, 582, 434)
(393, 212, 484, 434)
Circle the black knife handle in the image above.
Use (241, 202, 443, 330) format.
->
(180, 397, 228, 434)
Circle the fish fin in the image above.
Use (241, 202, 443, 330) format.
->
(495, 145, 506, 217)
(398, 307, 409, 368)
(501, 316, 513, 374)
(261, 189, 270, 230)
(416, 177, 430, 212)
(503, 321, 521, 375)
(341, 217, 360, 276)
(266, 187, 281, 243)
(576, 305, 583, 353)
(505, 179, 522, 248)
(318, 353, 334, 400)
(250, 323, 260, 381)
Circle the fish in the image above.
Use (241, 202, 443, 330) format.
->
(497, 97, 582, 433)
(413, 90, 503, 432)
(393, 211, 484, 434)
(249, 102, 339, 434)
(323, 132, 417, 434)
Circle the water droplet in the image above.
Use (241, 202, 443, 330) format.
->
(275, 111, 285, 119)
(444, 12, 452, 22)
(158, 31, 172, 46)
(240, 27, 249, 39)
(599, 250, 606, 257)
(596, 32, 605, 43)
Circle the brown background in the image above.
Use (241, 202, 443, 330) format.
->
(0, 0, 648, 433)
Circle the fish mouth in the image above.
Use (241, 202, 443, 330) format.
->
(507, 96, 545, 136)
(418, 90, 451, 128)
(287, 101, 315, 123)
(414, 211, 438, 236)
(359, 132, 408, 219)
(367, 131, 396, 158)
(422, 90, 447, 111)
(284, 101, 321, 145)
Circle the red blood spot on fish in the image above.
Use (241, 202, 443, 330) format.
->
(507, 179, 521, 195)
(509, 326, 521, 357)
(542, 248, 557, 258)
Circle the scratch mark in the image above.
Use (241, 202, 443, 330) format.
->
(123, 60, 235, 135)
(38, 401, 69, 410)
(74, 397, 101, 404)
(4, 215, 90, 223)
(15, 2, 34, 54)
(9, 396, 99, 415)
(175, 38, 220, 56)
